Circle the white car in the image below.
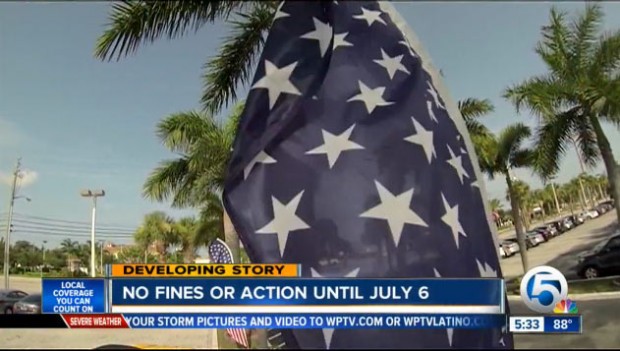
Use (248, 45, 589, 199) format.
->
(583, 210, 599, 219)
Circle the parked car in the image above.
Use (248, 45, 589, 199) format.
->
(533, 225, 557, 241)
(576, 233, 620, 279)
(561, 216, 576, 230)
(499, 245, 507, 258)
(501, 240, 520, 256)
(550, 219, 570, 233)
(0, 289, 28, 314)
(570, 214, 585, 225)
(505, 237, 537, 250)
(526, 232, 546, 246)
(595, 204, 610, 214)
(582, 209, 599, 220)
(600, 199, 614, 208)
(13, 294, 41, 314)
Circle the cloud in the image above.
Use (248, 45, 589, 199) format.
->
(0, 169, 38, 188)
(0, 117, 24, 147)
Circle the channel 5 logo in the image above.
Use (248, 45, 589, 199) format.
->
(520, 265, 568, 313)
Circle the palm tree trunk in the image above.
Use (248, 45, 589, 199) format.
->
(506, 174, 529, 273)
(591, 117, 620, 222)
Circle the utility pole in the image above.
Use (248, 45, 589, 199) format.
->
(81, 189, 105, 278)
(99, 241, 104, 276)
(551, 182, 561, 215)
(3, 159, 20, 289)
(41, 240, 47, 278)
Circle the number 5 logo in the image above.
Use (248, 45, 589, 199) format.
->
(520, 266, 568, 313)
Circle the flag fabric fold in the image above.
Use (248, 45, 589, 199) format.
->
(223, 0, 513, 348)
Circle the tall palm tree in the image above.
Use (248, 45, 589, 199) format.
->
(482, 123, 534, 273)
(142, 104, 243, 262)
(457, 98, 496, 170)
(95, 1, 277, 115)
(503, 4, 620, 221)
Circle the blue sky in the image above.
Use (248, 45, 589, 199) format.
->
(1, 1, 620, 247)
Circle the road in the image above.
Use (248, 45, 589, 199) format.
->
(2, 212, 619, 348)
(500, 211, 618, 279)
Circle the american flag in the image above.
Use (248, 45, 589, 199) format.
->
(223, 1, 512, 349)
(208, 239, 249, 348)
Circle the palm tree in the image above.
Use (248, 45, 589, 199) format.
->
(95, 1, 278, 115)
(504, 4, 620, 222)
(481, 123, 534, 272)
(142, 104, 243, 262)
(134, 211, 177, 262)
(457, 98, 496, 170)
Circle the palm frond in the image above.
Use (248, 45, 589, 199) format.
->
(496, 123, 532, 166)
(143, 158, 200, 207)
(533, 107, 580, 177)
(156, 111, 219, 153)
(589, 29, 620, 77)
(457, 98, 494, 136)
(535, 7, 571, 78)
(94, 1, 246, 61)
(503, 74, 571, 118)
(568, 3, 603, 73)
(573, 115, 600, 169)
(201, 4, 275, 115)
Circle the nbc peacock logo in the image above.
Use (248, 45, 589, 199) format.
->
(553, 299, 578, 314)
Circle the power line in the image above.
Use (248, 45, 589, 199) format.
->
(2, 219, 136, 234)
(3, 213, 137, 230)
(9, 230, 132, 239)
(2, 221, 134, 236)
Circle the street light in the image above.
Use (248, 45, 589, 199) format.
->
(80, 189, 105, 278)
(3, 195, 31, 289)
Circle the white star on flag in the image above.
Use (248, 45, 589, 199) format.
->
(427, 100, 438, 122)
(446, 146, 470, 184)
(256, 191, 310, 256)
(310, 267, 360, 349)
(252, 60, 301, 109)
(360, 181, 428, 246)
(301, 17, 333, 57)
(306, 125, 364, 169)
(353, 7, 386, 26)
(404, 117, 436, 164)
(440, 193, 466, 249)
(347, 81, 393, 114)
(244, 151, 277, 179)
(374, 49, 409, 80)
(333, 32, 353, 50)
(399, 40, 417, 57)
(427, 81, 445, 110)
(476, 259, 497, 278)
(273, 2, 289, 21)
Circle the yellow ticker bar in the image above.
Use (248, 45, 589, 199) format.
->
(110, 264, 300, 277)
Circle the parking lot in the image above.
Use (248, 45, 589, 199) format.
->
(2, 211, 618, 349)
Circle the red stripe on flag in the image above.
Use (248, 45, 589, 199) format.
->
(227, 328, 249, 348)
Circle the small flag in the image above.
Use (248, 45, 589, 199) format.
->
(208, 239, 249, 348)
(223, 0, 512, 349)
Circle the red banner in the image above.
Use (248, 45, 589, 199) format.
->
(61, 314, 130, 328)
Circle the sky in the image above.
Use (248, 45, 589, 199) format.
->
(1, 1, 620, 248)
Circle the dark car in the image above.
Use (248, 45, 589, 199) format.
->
(534, 225, 557, 241)
(550, 219, 569, 233)
(576, 233, 620, 279)
(0, 289, 28, 314)
(570, 214, 585, 226)
(505, 236, 539, 250)
(13, 293, 41, 314)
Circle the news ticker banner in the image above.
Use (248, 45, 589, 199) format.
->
(42, 277, 504, 314)
(0, 314, 581, 333)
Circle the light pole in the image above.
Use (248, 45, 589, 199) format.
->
(99, 240, 104, 276)
(3, 159, 31, 289)
(41, 240, 47, 278)
(80, 189, 105, 278)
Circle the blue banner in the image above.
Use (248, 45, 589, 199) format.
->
(544, 315, 581, 333)
(42, 278, 106, 314)
(120, 313, 506, 329)
(110, 278, 502, 306)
